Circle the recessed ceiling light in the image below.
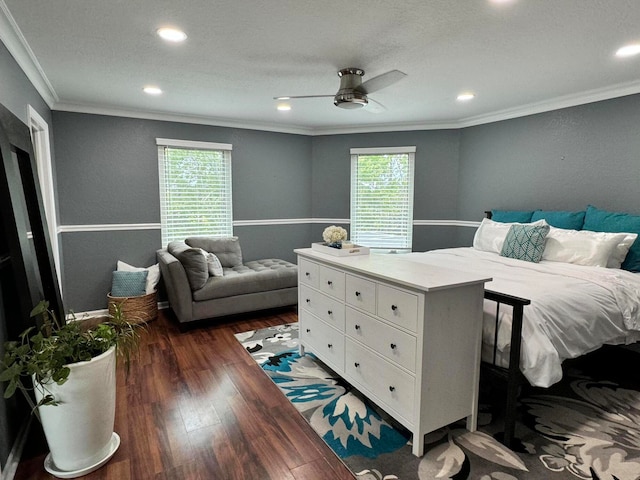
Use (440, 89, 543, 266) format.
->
(143, 86, 163, 95)
(277, 103, 291, 111)
(616, 43, 640, 58)
(457, 93, 475, 101)
(157, 27, 187, 43)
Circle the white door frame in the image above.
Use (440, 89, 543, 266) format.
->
(27, 105, 62, 295)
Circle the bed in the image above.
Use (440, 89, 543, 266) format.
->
(403, 206, 640, 445)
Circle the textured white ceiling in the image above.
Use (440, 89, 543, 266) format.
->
(3, 0, 640, 134)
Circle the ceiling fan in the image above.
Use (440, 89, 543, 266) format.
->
(274, 68, 407, 111)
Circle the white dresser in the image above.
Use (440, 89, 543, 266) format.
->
(294, 248, 491, 457)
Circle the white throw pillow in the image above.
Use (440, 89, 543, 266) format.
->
(198, 248, 224, 277)
(606, 233, 638, 268)
(473, 218, 547, 254)
(542, 227, 631, 267)
(116, 261, 160, 294)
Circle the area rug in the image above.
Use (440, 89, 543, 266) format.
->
(235, 323, 640, 480)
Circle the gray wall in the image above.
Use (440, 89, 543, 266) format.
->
(310, 130, 464, 252)
(52, 112, 312, 311)
(42, 93, 640, 312)
(458, 94, 640, 220)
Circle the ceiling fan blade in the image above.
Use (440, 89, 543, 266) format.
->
(273, 94, 334, 100)
(358, 70, 407, 94)
(365, 97, 387, 113)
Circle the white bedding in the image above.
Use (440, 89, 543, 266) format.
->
(402, 248, 640, 388)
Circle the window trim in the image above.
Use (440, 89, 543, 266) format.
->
(350, 146, 416, 252)
(157, 138, 233, 246)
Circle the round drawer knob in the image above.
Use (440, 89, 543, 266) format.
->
(306, 328, 310, 333)
(327, 310, 332, 315)
(327, 343, 333, 348)
(389, 386, 395, 392)
(354, 324, 360, 330)
(391, 304, 398, 311)
(327, 280, 333, 286)
(355, 291, 361, 297)
(354, 362, 360, 367)
(390, 343, 397, 350)
(306, 298, 311, 303)
(305, 272, 310, 277)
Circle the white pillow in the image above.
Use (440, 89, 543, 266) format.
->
(206, 253, 224, 277)
(606, 233, 638, 268)
(198, 248, 224, 277)
(473, 218, 548, 254)
(116, 261, 160, 294)
(542, 227, 631, 267)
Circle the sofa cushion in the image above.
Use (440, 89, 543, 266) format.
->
(192, 259, 297, 301)
(167, 241, 209, 290)
(185, 236, 243, 267)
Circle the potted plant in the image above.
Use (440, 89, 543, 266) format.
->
(0, 300, 144, 478)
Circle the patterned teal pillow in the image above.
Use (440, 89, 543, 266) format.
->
(111, 270, 148, 297)
(500, 224, 550, 263)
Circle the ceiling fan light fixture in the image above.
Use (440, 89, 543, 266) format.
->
(334, 91, 368, 109)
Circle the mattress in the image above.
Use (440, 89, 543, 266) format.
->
(401, 248, 640, 387)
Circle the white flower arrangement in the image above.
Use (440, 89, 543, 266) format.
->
(322, 225, 348, 244)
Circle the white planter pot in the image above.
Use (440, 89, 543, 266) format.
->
(33, 346, 120, 478)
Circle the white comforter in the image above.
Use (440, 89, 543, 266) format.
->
(403, 248, 640, 387)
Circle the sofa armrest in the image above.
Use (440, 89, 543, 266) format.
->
(157, 248, 194, 323)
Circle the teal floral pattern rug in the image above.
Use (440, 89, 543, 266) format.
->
(235, 323, 640, 480)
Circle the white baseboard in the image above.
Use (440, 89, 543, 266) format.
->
(68, 301, 169, 321)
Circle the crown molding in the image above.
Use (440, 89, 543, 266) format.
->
(456, 80, 640, 128)
(0, 0, 57, 107)
(53, 102, 315, 136)
(54, 80, 640, 136)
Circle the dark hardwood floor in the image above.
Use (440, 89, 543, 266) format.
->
(15, 308, 355, 480)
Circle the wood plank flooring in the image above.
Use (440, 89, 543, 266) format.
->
(14, 308, 355, 480)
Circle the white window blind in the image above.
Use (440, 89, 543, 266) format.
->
(350, 146, 415, 251)
(157, 138, 233, 246)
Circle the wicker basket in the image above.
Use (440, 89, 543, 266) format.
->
(107, 291, 158, 324)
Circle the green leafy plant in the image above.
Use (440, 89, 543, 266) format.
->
(0, 300, 143, 413)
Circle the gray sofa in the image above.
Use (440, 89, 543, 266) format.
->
(157, 236, 298, 323)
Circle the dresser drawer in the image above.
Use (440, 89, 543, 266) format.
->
(299, 284, 345, 331)
(346, 307, 417, 373)
(319, 265, 346, 301)
(345, 338, 415, 420)
(377, 284, 419, 333)
(298, 258, 319, 288)
(299, 313, 345, 372)
(345, 274, 376, 314)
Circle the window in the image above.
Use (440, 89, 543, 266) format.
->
(350, 146, 415, 252)
(157, 138, 233, 245)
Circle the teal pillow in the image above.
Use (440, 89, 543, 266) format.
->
(491, 210, 534, 223)
(500, 224, 550, 263)
(583, 205, 640, 272)
(111, 270, 148, 297)
(531, 210, 586, 230)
